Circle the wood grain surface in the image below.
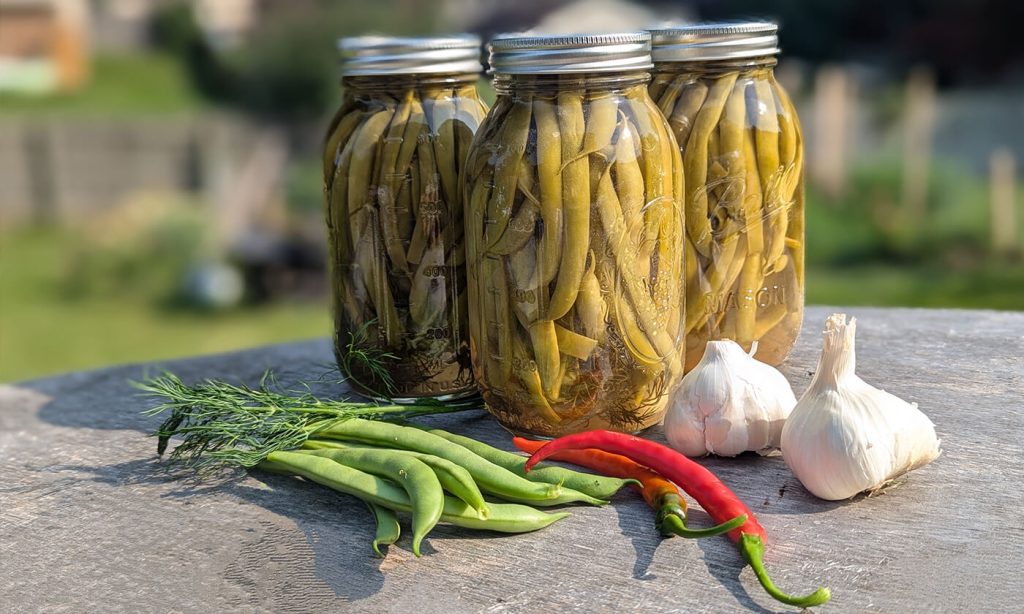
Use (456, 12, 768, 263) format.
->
(1, 306, 1022, 613)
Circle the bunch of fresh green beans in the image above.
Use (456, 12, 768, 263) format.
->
(260, 419, 635, 555)
(650, 66, 805, 369)
(463, 76, 685, 437)
(323, 76, 488, 398)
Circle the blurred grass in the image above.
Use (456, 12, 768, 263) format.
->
(0, 53, 204, 115)
(3, 221, 1021, 383)
(0, 227, 329, 383)
(807, 264, 1024, 309)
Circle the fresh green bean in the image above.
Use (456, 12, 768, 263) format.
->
(260, 452, 569, 534)
(313, 418, 568, 504)
(425, 429, 637, 501)
(303, 440, 489, 517)
(294, 445, 444, 556)
(367, 501, 400, 556)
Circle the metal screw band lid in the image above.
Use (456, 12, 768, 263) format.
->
(649, 22, 779, 62)
(488, 32, 653, 74)
(338, 35, 483, 76)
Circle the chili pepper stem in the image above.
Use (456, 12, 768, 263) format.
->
(660, 510, 747, 539)
(740, 534, 831, 607)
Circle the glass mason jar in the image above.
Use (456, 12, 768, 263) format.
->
(464, 33, 686, 436)
(648, 23, 805, 370)
(323, 36, 488, 401)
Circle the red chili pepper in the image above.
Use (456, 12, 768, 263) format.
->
(512, 437, 745, 539)
(523, 430, 831, 608)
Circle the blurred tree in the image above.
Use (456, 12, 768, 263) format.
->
(150, 2, 236, 100)
(149, 0, 443, 121)
(686, 0, 1022, 86)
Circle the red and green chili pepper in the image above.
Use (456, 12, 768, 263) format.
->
(523, 430, 831, 608)
(512, 436, 745, 538)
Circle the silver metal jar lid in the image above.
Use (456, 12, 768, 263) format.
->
(338, 35, 483, 76)
(488, 32, 653, 74)
(649, 22, 779, 62)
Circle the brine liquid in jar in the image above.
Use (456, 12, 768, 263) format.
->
(649, 23, 805, 370)
(464, 32, 686, 437)
(323, 36, 489, 401)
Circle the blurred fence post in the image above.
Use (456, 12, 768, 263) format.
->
(24, 125, 56, 224)
(213, 127, 289, 249)
(901, 66, 936, 221)
(812, 65, 850, 199)
(990, 148, 1018, 255)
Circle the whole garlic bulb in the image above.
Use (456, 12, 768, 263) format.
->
(781, 314, 941, 500)
(664, 340, 797, 457)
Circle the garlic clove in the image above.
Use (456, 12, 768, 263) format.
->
(781, 314, 941, 500)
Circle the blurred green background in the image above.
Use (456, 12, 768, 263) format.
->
(1, 0, 1021, 382)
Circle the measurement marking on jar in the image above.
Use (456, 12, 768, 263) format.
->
(422, 265, 455, 279)
(511, 288, 536, 303)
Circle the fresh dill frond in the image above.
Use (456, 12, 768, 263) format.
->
(338, 320, 399, 396)
(137, 371, 477, 473)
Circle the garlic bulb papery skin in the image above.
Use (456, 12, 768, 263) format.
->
(781, 314, 942, 501)
(664, 340, 797, 457)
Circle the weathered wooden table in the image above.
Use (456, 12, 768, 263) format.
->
(1, 306, 1021, 613)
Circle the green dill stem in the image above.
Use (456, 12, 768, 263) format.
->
(138, 371, 481, 472)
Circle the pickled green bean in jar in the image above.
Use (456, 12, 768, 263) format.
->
(464, 33, 685, 437)
(324, 36, 488, 401)
(648, 23, 804, 370)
